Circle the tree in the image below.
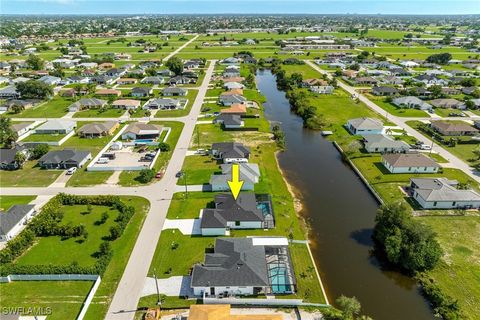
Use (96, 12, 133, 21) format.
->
(31, 144, 49, 159)
(11, 104, 24, 114)
(26, 54, 44, 70)
(373, 203, 442, 273)
(336, 295, 361, 320)
(16, 80, 53, 99)
(473, 146, 480, 160)
(109, 225, 121, 240)
(165, 56, 184, 75)
(425, 53, 452, 65)
(158, 142, 170, 152)
(138, 168, 155, 183)
(14, 152, 26, 168)
(0, 117, 18, 148)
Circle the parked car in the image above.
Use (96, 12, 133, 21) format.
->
(97, 157, 109, 164)
(419, 144, 432, 150)
(66, 167, 77, 175)
(175, 171, 183, 178)
(155, 171, 163, 178)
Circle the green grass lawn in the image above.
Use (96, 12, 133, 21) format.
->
(0, 160, 63, 187)
(166, 192, 215, 219)
(23, 133, 68, 142)
(419, 216, 480, 320)
(0, 195, 36, 211)
(6, 97, 71, 118)
(118, 121, 184, 186)
(366, 95, 429, 118)
(289, 243, 327, 303)
(73, 108, 125, 118)
(0, 281, 93, 320)
(66, 171, 114, 187)
(433, 108, 464, 117)
(177, 155, 220, 185)
(282, 63, 323, 78)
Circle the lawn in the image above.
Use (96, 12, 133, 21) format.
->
(419, 216, 480, 320)
(22, 133, 68, 142)
(66, 171, 114, 187)
(433, 108, 464, 118)
(367, 95, 429, 118)
(154, 89, 199, 118)
(282, 63, 323, 79)
(118, 121, 184, 186)
(0, 160, 63, 187)
(73, 108, 125, 118)
(166, 192, 215, 219)
(0, 195, 36, 211)
(0, 281, 94, 320)
(148, 229, 215, 278)
(177, 154, 220, 185)
(6, 96, 71, 118)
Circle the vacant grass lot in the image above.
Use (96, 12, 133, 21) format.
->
(420, 216, 480, 320)
(366, 94, 429, 118)
(0, 160, 63, 187)
(73, 108, 125, 118)
(23, 133, 68, 142)
(177, 155, 220, 186)
(0, 281, 93, 320)
(166, 192, 215, 219)
(5, 96, 71, 118)
(0, 195, 36, 211)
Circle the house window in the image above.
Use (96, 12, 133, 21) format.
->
(424, 167, 427, 171)
(433, 201, 437, 207)
(452, 202, 456, 206)
(409, 167, 412, 171)
(235, 221, 241, 226)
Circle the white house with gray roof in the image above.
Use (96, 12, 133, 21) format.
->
(34, 119, 76, 134)
(382, 153, 440, 173)
(363, 134, 410, 153)
(0, 204, 36, 242)
(410, 178, 480, 209)
(191, 237, 295, 296)
(392, 96, 433, 111)
(346, 117, 383, 135)
(210, 163, 260, 192)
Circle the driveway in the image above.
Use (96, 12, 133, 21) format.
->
(174, 184, 211, 192)
(141, 276, 193, 297)
(162, 218, 201, 235)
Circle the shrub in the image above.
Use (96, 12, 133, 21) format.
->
(138, 168, 155, 183)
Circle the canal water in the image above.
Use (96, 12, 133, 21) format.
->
(257, 69, 433, 320)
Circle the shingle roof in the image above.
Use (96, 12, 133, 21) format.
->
(0, 204, 35, 235)
(383, 153, 440, 168)
(431, 121, 478, 133)
(77, 121, 118, 135)
(411, 178, 480, 202)
(191, 238, 270, 287)
(38, 149, 91, 165)
(348, 117, 383, 130)
(212, 142, 250, 159)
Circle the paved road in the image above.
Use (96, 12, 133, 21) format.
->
(163, 35, 198, 61)
(0, 60, 216, 319)
(305, 60, 480, 183)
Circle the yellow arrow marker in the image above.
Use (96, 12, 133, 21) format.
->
(227, 163, 244, 200)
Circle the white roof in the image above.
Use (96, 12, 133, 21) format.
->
(249, 237, 289, 246)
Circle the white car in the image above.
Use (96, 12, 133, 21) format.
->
(66, 167, 77, 175)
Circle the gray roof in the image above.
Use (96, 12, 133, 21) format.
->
(11, 122, 32, 133)
(411, 178, 480, 202)
(429, 98, 464, 108)
(191, 238, 270, 287)
(348, 117, 383, 130)
(215, 114, 243, 126)
(0, 148, 17, 165)
(144, 98, 181, 108)
(219, 94, 246, 104)
(372, 86, 399, 94)
(0, 204, 35, 235)
(383, 153, 440, 168)
(163, 86, 187, 94)
(77, 121, 117, 135)
(201, 193, 264, 228)
(35, 119, 76, 132)
(212, 142, 250, 159)
(393, 96, 432, 109)
(363, 134, 410, 150)
(38, 149, 91, 166)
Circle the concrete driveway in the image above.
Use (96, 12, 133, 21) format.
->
(162, 218, 201, 235)
(141, 276, 193, 297)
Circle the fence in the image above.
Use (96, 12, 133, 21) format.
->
(1, 274, 101, 320)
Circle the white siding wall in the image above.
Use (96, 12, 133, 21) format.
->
(383, 161, 439, 174)
(193, 286, 254, 296)
(201, 228, 227, 236)
(414, 191, 480, 209)
(224, 158, 248, 164)
(226, 221, 263, 229)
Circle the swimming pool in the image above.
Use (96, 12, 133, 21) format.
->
(268, 265, 293, 293)
(257, 202, 271, 216)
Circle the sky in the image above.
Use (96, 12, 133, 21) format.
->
(1, 0, 479, 15)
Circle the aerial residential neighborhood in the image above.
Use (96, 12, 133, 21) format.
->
(0, 3, 479, 320)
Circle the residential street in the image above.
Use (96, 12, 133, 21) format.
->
(305, 60, 480, 183)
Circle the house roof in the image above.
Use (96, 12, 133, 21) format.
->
(0, 204, 35, 235)
(191, 237, 270, 287)
(163, 86, 187, 94)
(11, 122, 32, 133)
(383, 153, 440, 168)
(372, 86, 399, 94)
(144, 98, 181, 108)
(429, 98, 464, 108)
(348, 117, 383, 130)
(38, 149, 91, 165)
(212, 142, 250, 159)
(393, 96, 432, 109)
(210, 163, 260, 186)
(188, 304, 282, 320)
(35, 119, 76, 131)
(215, 114, 243, 126)
(112, 99, 141, 107)
(431, 121, 478, 133)
(411, 178, 480, 202)
(73, 98, 107, 107)
(123, 123, 163, 135)
(78, 121, 118, 135)
(95, 89, 121, 95)
(0, 148, 17, 165)
(132, 87, 152, 94)
(219, 94, 246, 104)
(363, 134, 410, 150)
(220, 103, 247, 114)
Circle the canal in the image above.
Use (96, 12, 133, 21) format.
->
(256, 69, 433, 320)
